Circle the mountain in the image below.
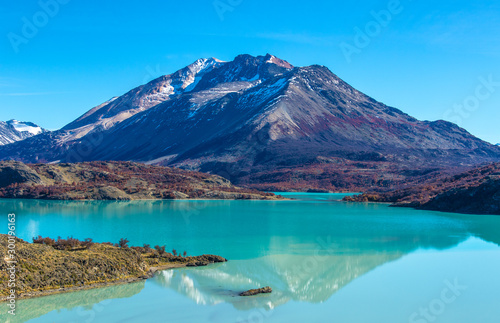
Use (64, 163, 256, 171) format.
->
(345, 162, 500, 214)
(0, 119, 45, 145)
(1, 54, 500, 191)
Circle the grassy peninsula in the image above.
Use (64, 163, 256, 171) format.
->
(0, 234, 226, 301)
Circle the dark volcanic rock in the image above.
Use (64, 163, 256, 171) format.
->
(239, 286, 273, 296)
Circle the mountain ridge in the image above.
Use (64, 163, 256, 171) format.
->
(1, 54, 499, 191)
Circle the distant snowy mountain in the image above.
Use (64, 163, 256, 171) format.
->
(0, 120, 45, 145)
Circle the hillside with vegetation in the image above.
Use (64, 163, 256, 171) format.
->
(0, 161, 280, 200)
(344, 162, 500, 215)
(0, 234, 226, 300)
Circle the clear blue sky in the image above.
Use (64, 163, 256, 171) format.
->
(1, 0, 499, 143)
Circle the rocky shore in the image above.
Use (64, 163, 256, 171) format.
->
(344, 162, 500, 215)
(0, 234, 226, 301)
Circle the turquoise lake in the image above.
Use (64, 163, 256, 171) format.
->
(1, 193, 500, 323)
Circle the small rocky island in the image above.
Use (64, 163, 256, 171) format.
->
(240, 286, 272, 296)
(0, 234, 226, 300)
(0, 161, 281, 201)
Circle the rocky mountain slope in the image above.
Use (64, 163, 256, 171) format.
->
(0, 161, 280, 200)
(344, 162, 500, 215)
(1, 54, 499, 191)
(0, 119, 45, 145)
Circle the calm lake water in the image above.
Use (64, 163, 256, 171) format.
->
(1, 193, 500, 323)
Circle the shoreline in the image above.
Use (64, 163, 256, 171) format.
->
(0, 262, 195, 302)
(0, 191, 362, 202)
(0, 161, 283, 201)
(0, 235, 228, 302)
(0, 196, 289, 202)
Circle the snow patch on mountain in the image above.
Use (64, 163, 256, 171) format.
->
(0, 120, 46, 145)
(236, 77, 289, 108)
(184, 76, 203, 92)
(182, 58, 226, 91)
(9, 120, 43, 136)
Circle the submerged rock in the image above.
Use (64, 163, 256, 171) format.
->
(239, 286, 272, 296)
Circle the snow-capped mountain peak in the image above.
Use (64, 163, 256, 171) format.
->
(7, 119, 44, 136)
(264, 53, 294, 69)
(186, 57, 225, 74)
(0, 120, 46, 145)
(181, 58, 226, 92)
